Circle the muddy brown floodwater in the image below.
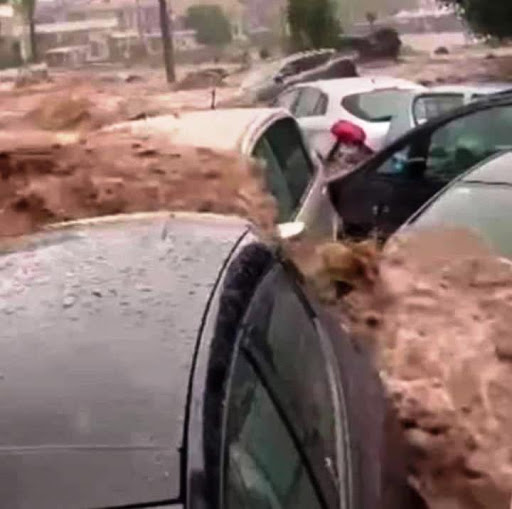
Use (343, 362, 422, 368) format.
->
(341, 230, 512, 509)
(0, 131, 276, 238)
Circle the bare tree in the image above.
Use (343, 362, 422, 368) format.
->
(158, 0, 176, 83)
(12, 0, 38, 62)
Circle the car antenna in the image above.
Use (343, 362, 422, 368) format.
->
(211, 88, 217, 110)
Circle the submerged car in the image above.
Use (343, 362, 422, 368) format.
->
(104, 108, 339, 239)
(402, 150, 512, 258)
(274, 77, 424, 163)
(239, 50, 358, 104)
(239, 50, 336, 101)
(328, 92, 512, 239)
(384, 83, 512, 146)
(0, 211, 414, 509)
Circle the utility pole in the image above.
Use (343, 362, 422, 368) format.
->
(158, 0, 176, 83)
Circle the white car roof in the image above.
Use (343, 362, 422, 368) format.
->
(293, 76, 425, 100)
(104, 108, 290, 154)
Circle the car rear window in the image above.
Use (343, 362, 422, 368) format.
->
(342, 89, 413, 122)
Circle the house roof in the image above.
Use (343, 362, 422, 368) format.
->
(36, 18, 118, 34)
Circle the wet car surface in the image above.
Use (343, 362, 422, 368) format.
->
(0, 212, 403, 509)
(0, 213, 243, 509)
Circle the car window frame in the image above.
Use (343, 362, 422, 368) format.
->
(220, 265, 351, 509)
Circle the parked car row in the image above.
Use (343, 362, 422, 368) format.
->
(273, 77, 512, 167)
(328, 92, 512, 241)
(272, 76, 424, 160)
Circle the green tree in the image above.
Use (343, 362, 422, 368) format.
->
(442, 0, 512, 39)
(287, 0, 340, 51)
(184, 5, 233, 47)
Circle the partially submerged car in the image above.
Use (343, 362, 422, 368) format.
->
(239, 50, 357, 104)
(0, 211, 412, 508)
(239, 50, 334, 100)
(385, 83, 512, 145)
(105, 108, 339, 239)
(402, 150, 512, 258)
(328, 93, 512, 239)
(274, 77, 424, 162)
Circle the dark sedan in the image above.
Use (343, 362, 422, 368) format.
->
(402, 150, 512, 258)
(0, 212, 417, 509)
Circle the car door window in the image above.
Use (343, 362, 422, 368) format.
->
(295, 88, 324, 118)
(225, 268, 348, 507)
(425, 105, 512, 182)
(264, 118, 313, 205)
(376, 105, 512, 182)
(224, 355, 324, 509)
(252, 137, 294, 222)
(275, 89, 300, 112)
(314, 94, 328, 115)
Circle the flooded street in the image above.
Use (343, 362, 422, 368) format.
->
(1, 39, 512, 509)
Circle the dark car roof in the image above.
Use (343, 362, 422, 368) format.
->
(0, 212, 249, 509)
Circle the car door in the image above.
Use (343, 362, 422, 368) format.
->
(253, 117, 337, 238)
(329, 102, 512, 238)
(222, 266, 350, 509)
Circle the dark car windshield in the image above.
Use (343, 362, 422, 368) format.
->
(410, 183, 512, 258)
(342, 89, 413, 122)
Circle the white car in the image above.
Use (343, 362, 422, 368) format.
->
(274, 77, 425, 164)
(385, 83, 512, 146)
(104, 108, 339, 240)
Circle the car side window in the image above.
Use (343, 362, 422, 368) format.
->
(375, 105, 512, 183)
(252, 136, 294, 222)
(295, 88, 324, 118)
(425, 105, 512, 181)
(275, 89, 300, 112)
(224, 354, 324, 509)
(314, 93, 328, 116)
(224, 268, 347, 507)
(263, 118, 313, 214)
